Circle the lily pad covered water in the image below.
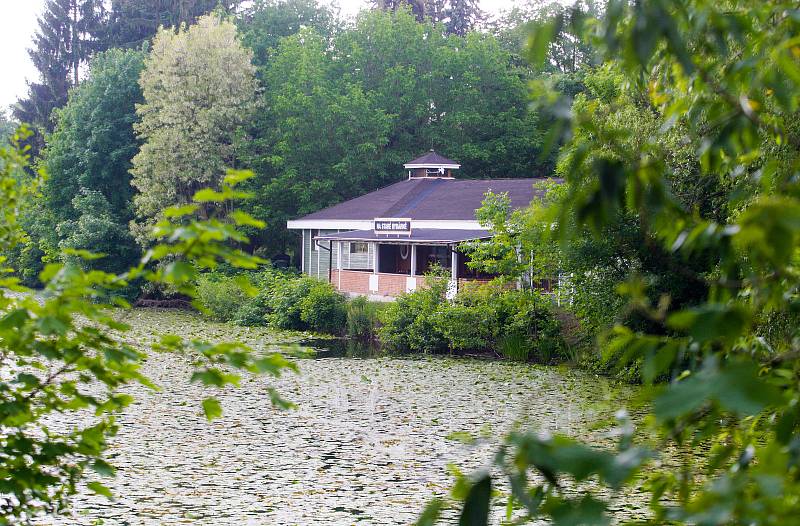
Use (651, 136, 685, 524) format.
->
(40, 309, 646, 525)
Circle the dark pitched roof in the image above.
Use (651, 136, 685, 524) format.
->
(404, 150, 460, 167)
(293, 178, 558, 222)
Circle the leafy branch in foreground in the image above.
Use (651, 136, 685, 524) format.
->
(0, 138, 294, 523)
(423, 1, 800, 525)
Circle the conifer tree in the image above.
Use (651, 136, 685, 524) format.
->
(13, 0, 104, 136)
(445, 0, 482, 35)
(106, 0, 243, 48)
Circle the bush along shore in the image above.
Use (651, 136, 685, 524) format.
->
(191, 267, 568, 363)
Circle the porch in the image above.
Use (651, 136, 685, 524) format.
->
(314, 229, 492, 299)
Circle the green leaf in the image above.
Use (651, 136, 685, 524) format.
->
(229, 210, 266, 229)
(545, 495, 609, 526)
(715, 362, 783, 416)
(0, 308, 29, 330)
(458, 474, 491, 526)
(667, 304, 750, 344)
(87, 481, 113, 499)
(163, 204, 199, 218)
(416, 498, 444, 526)
(653, 373, 714, 421)
(526, 16, 562, 68)
(90, 459, 116, 477)
(193, 188, 227, 202)
(223, 169, 255, 186)
(62, 248, 107, 260)
(267, 387, 296, 410)
(202, 397, 222, 421)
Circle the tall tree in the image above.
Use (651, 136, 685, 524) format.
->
(372, 0, 426, 21)
(105, 0, 244, 48)
(240, 28, 392, 251)
(445, 0, 482, 36)
(490, 0, 600, 73)
(372, 0, 483, 33)
(14, 0, 105, 134)
(130, 14, 258, 244)
(237, 0, 337, 76)
(39, 48, 145, 274)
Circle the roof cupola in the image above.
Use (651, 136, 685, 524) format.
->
(403, 149, 460, 179)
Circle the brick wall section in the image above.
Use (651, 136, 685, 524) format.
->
(331, 270, 371, 295)
(332, 270, 426, 297)
(377, 273, 411, 297)
(333, 271, 496, 298)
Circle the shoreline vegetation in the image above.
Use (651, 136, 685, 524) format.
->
(190, 267, 575, 367)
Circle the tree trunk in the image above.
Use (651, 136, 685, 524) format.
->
(72, 0, 79, 86)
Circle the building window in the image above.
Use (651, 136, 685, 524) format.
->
(350, 242, 368, 254)
(310, 229, 319, 251)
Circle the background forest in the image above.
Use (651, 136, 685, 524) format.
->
(3, 0, 597, 287)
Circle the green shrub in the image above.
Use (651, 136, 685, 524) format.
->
(299, 281, 347, 334)
(267, 275, 316, 330)
(347, 296, 382, 340)
(379, 276, 449, 353)
(234, 289, 272, 326)
(378, 279, 565, 359)
(434, 302, 493, 351)
(234, 268, 295, 326)
(196, 273, 249, 322)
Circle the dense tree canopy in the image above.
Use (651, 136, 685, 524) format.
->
(13, 0, 240, 153)
(439, 1, 800, 524)
(237, 0, 337, 74)
(241, 8, 551, 252)
(41, 48, 145, 274)
(105, 0, 243, 48)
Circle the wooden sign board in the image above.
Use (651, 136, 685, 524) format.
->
(374, 218, 411, 235)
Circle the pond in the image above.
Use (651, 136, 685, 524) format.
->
(41, 309, 648, 525)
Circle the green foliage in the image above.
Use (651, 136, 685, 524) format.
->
(346, 296, 383, 341)
(298, 281, 348, 334)
(196, 273, 250, 322)
(379, 275, 450, 353)
(380, 278, 564, 359)
(497, 332, 532, 362)
(0, 139, 294, 522)
(239, 7, 552, 252)
(106, 0, 242, 48)
(256, 273, 346, 334)
(238, 0, 336, 75)
(130, 14, 258, 245)
(267, 275, 318, 330)
(39, 48, 145, 276)
(435, 1, 800, 525)
(13, 0, 106, 138)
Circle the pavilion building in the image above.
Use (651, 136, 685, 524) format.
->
(286, 150, 551, 299)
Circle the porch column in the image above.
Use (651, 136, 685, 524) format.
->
(410, 244, 417, 276)
(337, 240, 342, 291)
(369, 242, 379, 293)
(451, 246, 458, 280)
